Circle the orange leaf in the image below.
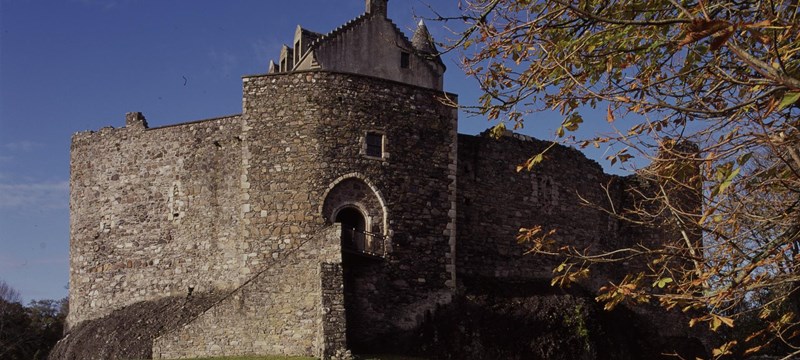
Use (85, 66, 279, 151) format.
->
(679, 19, 732, 47)
(709, 28, 733, 51)
(745, 20, 772, 29)
(607, 104, 615, 123)
(743, 345, 763, 355)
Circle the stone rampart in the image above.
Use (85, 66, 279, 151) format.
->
(66, 68, 696, 359)
(69, 70, 459, 357)
(456, 132, 628, 287)
(68, 114, 243, 327)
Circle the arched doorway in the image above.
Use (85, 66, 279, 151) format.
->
(320, 176, 388, 353)
(335, 207, 366, 251)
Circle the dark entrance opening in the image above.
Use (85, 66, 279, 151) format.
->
(335, 207, 381, 353)
(335, 207, 366, 251)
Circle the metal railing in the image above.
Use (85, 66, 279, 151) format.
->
(340, 227, 385, 257)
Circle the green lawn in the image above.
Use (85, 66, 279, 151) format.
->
(162, 355, 425, 360)
(163, 357, 315, 360)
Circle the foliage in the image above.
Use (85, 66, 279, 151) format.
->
(0, 280, 22, 304)
(437, 0, 800, 358)
(0, 280, 67, 360)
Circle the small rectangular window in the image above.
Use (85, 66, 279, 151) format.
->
(365, 132, 383, 157)
(400, 52, 410, 69)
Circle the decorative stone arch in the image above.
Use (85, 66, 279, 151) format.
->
(320, 173, 390, 253)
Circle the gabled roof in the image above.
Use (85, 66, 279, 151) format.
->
(307, 12, 444, 71)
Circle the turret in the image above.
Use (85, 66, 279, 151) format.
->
(411, 20, 437, 55)
(411, 19, 446, 76)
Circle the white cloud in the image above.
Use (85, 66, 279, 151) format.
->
(0, 181, 69, 210)
(3, 141, 42, 152)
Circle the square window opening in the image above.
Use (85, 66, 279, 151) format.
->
(400, 52, 410, 69)
(365, 133, 383, 158)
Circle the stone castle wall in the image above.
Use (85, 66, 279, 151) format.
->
(68, 68, 689, 358)
(69, 70, 458, 358)
(235, 71, 457, 351)
(152, 225, 344, 358)
(68, 115, 244, 327)
(456, 132, 629, 288)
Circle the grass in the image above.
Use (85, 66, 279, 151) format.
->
(161, 355, 426, 360)
(163, 357, 315, 360)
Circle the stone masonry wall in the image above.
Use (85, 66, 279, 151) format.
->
(309, 13, 444, 90)
(151, 70, 457, 357)
(303, 71, 457, 347)
(67, 65, 696, 358)
(153, 71, 348, 358)
(152, 225, 344, 358)
(68, 115, 243, 327)
(456, 132, 628, 289)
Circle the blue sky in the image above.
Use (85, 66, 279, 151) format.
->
(0, 0, 619, 303)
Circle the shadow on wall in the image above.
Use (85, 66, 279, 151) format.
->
(48, 293, 221, 360)
(362, 277, 708, 360)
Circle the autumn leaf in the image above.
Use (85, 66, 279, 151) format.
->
(607, 104, 615, 123)
(563, 113, 583, 131)
(712, 341, 737, 357)
(744, 345, 763, 355)
(710, 314, 735, 331)
(489, 122, 506, 139)
(709, 28, 733, 51)
(679, 19, 732, 47)
(453, 0, 800, 355)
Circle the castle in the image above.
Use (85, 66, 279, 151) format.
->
(65, 1, 696, 358)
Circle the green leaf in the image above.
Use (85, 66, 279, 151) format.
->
(653, 277, 673, 288)
(563, 113, 583, 131)
(778, 91, 800, 110)
(737, 152, 752, 166)
(718, 167, 740, 194)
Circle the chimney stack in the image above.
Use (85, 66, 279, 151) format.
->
(366, 0, 388, 17)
